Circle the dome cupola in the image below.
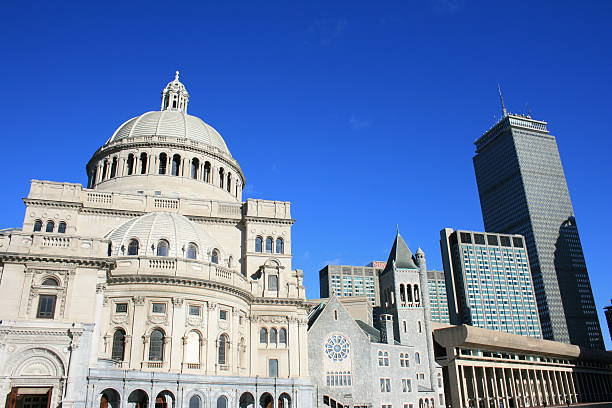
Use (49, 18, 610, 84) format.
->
(161, 70, 189, 112)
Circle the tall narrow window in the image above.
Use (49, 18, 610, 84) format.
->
(211, 249, 219, 264)
(279, 328, 287, 345)
(45, 221, 55, 233)
(157, 240, 169, 256)
(191, 158, 199, 179)
(149, 329, 164, 361)
(268, 274, 279, 291)
(33, 219, 42, 232)
(204, 162, 211, 182)
(102, 160, 109, 180)
(219, 168, 225, 188)
(218, 334, 228, 365)
(415, 352, 421, 365)
(270, 328, 278, 344)
(269, 359, 279, 377)
(172, 154, 181, 176)
(58, 222, 67, 234)
(265, 237, 273, 253)
(112, 329, 126, 361)
(140, 153, 148, 174)
(227, 173, 232, 192)
(90, 168, 97, 187)
(260, 327, 268, 344)
(255, 236, 263, 253)
(126, 153, 134, 175)
(110, 157, 118, 178)
(37, 295, 56, 319)
(186, 243, 198, 260)
(159, 153, 167, 174)
(275, 238, 284, 254)
(128, 239, 139, 255)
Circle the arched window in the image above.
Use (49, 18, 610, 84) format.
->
(45, 221, 55, 233)
(415, 352, 421, 365)
(128, 239, 139, 255)
(90, 168, 97, 188)
(184, 331, 201, 365)
(260, 327, 268, 344)
(112, 329, 126, 361)
(216, 396, 227, 408)
(414, 284, 420, 303)
(42, 277, 59, 286)
(58, 221, 67, 234)
(159, 153, 168, 174)
(228, 256, 233, 268)
(400, 284, 406, 304)
(227, 173, 232, 192)
(275, 238, 284, 254)
(204, 162, 211, 182)
(110, 157, 118, 178)
(278, 393, 291, 408)
(186, 243, 198, 260)
(126, 153, 134, 175)
(211, 249, 219, 264)
(171, 154, 181, 176)
(140, 153, 148, 174)
(255, 236, 263, 253)
(33, 220, 42, 232)
(149, 329, 164, 361)
(102, 160, 109, 180)
(191, 158, 199, 179)
(407, 284, 413, 303)
(189, 395, 201, 408)
(239, 393, 255, 408)
(270, 328, 278, 344)
(157, 240, 169, 256)
(279, 328, 287, 345)
(265, 237, 273, 253)
(219, 168, 225, 188)
(218, 334, 228, 365)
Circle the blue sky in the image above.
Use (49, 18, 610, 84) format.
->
(1, 1, 611, 347)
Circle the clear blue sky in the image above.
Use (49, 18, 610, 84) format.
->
(1, 1, 611, 347)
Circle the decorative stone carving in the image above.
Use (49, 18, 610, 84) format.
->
(207, 303, 217, 311)
(96, 283, 107, 293)
(133, 296, 146, 305)
(186, 316, 204, 328)
(147, 315, 168, 326)
(111, 314, 129, 324)
(172, 297, 184, 307)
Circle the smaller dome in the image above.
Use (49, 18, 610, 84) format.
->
(107, 212, 222, 259)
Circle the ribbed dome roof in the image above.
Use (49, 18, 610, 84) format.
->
(107, 212, 221, 258)
(105, 110, 230, 154)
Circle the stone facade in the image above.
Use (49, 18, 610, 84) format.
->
(0, 73, 312, 408)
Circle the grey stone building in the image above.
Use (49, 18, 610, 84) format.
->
(308, 234, 444, 408)
(473, 111, 603, 349)
(440, 228, 541, 338)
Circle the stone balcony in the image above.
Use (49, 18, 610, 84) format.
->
(0, 231, 110, 259)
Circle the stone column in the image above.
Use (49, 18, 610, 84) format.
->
(129, 296, 147, 369)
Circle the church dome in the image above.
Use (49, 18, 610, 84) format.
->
(105, 110, 230, 154)
(107, 211, 222, 259)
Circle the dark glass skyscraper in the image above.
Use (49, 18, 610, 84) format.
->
(473, 112, 604, 349)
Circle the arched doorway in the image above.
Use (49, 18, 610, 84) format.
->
(155, 391, 175, 408)
(216, 395, 228, 408)
(259, 393, 273, 408)
(128, 389, 149, 408)
(278, 393, 291, 408)
(100, 389, 120, 408)
(239, 392, 255, 408)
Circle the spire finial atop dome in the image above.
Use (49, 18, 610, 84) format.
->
(161, 71, 189, 113)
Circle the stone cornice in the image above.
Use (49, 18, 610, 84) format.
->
(241, 217, 295, 225)
(0, 253, 115, 269)
(23, 198, 83, 210)
(107, 274, 255, 303)
(252, 297, 310, 309)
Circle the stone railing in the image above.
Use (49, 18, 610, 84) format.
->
(0, 231, 109, 259)
(40, 235, 72, 248)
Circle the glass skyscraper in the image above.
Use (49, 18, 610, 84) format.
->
(440, 228, 542, 337)
(473, 113, 603, 349)
(319, 264, 381, 306)
(427, 270, 450, 324)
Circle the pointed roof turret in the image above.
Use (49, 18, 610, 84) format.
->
(384, 231, 419, 270)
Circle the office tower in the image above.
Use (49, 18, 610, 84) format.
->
(605, 301, 612, 342)
(473, 106, 603, 349)
(427, 270, 450, 324)
(319, 264, 381, 305)
(440, 228, 542, 338)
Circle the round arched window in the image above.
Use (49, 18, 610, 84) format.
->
(186, 243, 198, 260)
(157, 240, 169, 256)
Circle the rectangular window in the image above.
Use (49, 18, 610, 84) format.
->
(268, 274, 279, 291)
(152, 303, 166, 314)
(115, 303, 128, 313)
(37, 295, 56, 318)
(379, 378, 391, 392)
(269, 358, 278, 377)
(402, 378, 412, 392)
(189, 305, 201, 316)
(219, 309, 228, 320)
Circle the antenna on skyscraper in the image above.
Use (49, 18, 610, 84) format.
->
(498, 84, 508, 117)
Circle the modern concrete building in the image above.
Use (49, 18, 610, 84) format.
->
(427, 270, 450, 324)
(440, 228, 541, 338)
(433, 324, 612, 408)
(319, 264, 382, 306)
(0, 73, 313, 408)
(309, 234, 444, 408)
(473, 109, 603, 349)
